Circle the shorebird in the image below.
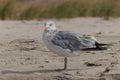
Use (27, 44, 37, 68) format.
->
(42, 21, 109, 70)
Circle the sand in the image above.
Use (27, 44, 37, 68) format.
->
(0, 18, 120, 80)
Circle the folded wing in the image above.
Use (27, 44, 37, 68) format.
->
(51, 31, 98, 52)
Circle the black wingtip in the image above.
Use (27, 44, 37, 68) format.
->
(81, 42, 111, 51)
(82, 47, 108, 51)
(95, 42, 112, 46)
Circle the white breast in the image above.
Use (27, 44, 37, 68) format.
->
(42, 31, 78, 57)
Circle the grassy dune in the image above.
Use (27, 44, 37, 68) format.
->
(0, 0, 119, 20)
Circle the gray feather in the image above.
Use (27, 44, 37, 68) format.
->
(51, 31, 96, 52)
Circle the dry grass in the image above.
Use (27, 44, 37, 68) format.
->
(0, 0, 120, 20)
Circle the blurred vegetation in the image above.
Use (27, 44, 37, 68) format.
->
(0, 0, 119, 20)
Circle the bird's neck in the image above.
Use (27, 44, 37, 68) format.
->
(44, 30, 57, 37)
(45, 29, 57, 33)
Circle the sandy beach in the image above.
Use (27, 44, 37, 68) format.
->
(0, 18, 120, 80)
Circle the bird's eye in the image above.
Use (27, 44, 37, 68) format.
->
(49, 24, 53, 26)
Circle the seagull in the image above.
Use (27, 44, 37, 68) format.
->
(42, 21, 110, 70)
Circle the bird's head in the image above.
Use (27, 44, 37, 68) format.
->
(44, 21, 56, 32)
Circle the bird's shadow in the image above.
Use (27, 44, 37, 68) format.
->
(1, 69, 80, 74)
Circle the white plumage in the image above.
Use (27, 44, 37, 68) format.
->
(42, 21, 108, 70)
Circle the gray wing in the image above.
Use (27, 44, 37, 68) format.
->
(51, 31, 96, 52)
